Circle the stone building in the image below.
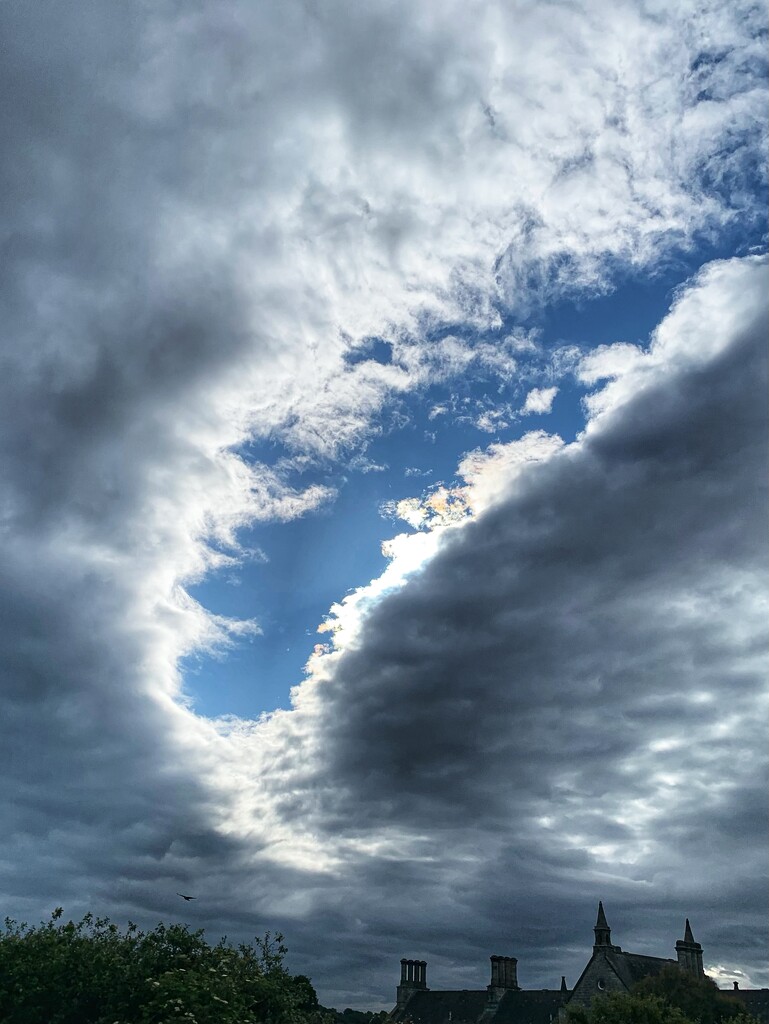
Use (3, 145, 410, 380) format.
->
(566, 902, 698, 1010)
(389, 903, 768, 1024)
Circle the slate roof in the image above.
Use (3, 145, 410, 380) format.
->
(392, 988, 567, 1024)
(604, 951, 677, 989)
(567, 946, 679, 1008)
(726, 989, 769, 1023)
(493, 989, 568, 1024)
(393, 990, 488, 1024)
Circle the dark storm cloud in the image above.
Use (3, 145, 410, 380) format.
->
(316, 290, 766, 822)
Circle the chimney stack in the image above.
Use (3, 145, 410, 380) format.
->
(487, 955, 519, 1003)
(397, 959, 428, 1008)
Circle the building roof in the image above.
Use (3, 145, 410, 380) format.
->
(726, 989, 769, 1024)
(567, 944, 678, 1006)
(493, 989, 568, 1024)
(604, 951, 678, 989)
(394, 990, 488, 1024)
(392, 989, 567, 1024)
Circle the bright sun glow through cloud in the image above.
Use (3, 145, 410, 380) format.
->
(0, 0, 767, 1010)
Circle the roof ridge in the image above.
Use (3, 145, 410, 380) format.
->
(612, 951, 675, 962)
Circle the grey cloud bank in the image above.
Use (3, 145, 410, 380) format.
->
(0, 0, 767, 1012)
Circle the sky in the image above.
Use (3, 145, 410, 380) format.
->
(0, 0, 767, 1011)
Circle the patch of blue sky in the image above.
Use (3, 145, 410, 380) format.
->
(344, 335, 393, 367)
(186, 219, 767, 720)
(184, 461, 405, 718)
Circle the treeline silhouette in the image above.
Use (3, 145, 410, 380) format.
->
(0, 908, 364, 1024)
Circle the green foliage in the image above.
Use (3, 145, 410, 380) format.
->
(325, 1009, 390, 1024)
(0, 909, 336, 1024)
(565, 991, 696, 1024)
(635, 967, 757, 1024)
(565, 966, 759, 1024)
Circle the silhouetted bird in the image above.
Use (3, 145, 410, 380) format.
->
(176, 893, 196, 901)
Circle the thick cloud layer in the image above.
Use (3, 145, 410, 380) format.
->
(0, 0, 767, 1011)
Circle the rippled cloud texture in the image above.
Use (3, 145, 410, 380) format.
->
(1, 0, 767, 1009)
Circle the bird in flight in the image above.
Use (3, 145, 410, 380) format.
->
(176, 893, 196, 901)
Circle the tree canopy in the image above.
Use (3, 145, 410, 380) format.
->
(564, 966, 758, 1024)
(565, 991, 698, 1024)
(634, 966, 755, 1024)
(0, 908, 335, 1024)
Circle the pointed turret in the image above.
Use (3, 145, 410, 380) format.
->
(593, 901, 613, 949)
(560, 976, 568, 992)
(676, 918, 704, 978)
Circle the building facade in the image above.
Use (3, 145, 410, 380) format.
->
(390, 904, 768, 1024)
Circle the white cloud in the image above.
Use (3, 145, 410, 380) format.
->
(580, 256, 769, 423)
(521, 386, 559, 415)
(578, 340, 642, 380)
(458, 430, 566, 513)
